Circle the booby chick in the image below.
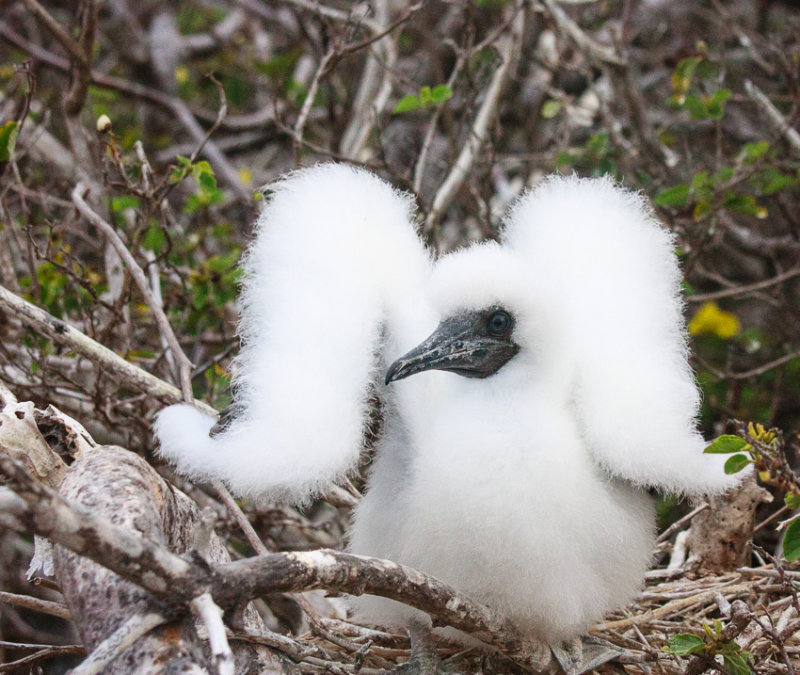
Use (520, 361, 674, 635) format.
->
(155, 164, 739, 644)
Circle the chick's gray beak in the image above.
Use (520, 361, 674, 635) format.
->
(385, 312, 519, 384)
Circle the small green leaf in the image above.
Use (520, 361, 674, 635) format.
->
(722, 651, 753, 675)
(704, 435, 750, 454)
(671, 57, 701, 103)
(683, 95, 708, 120)
(541, 99, 563, 119)
(742, 140, 769, 162)
(666, 634, 706, 656)
(393, 95, 421, 114)
(419, 86, 432, 107)
(705, 88, 731, 120)
(724, 454, 751, 475)
(784, 492, 800, 509)
(111, 195, 141, 213)
(430, 84, 453, 104)
(724, 193, 766, 219)
(0, 120, 20, 162)
(655, 184, 690, 208)
(142, 224, 166, 254)
(783, 517, 800, 562)
(169, 155, 193, 183)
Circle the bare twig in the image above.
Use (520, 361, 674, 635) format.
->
(64, 0, 97, 116)
(744, 80, 800, 156)
(425, 2, 527, 234)
(0, 284, 215, 413)
(71, 183, 195, 402)
(192, 593, 235, 675)
(293, 50, 335, 160)
(69, 612, 169, 675)
(0, 645, 85, 673)
(0, 591, 71, 621)
(655, 502, 709, 544)
(20, 0, 88, 65)
(687, 268, 800, 303)
(541, 0, 627, 66)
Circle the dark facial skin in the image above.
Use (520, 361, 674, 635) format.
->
(385, 306, 520, 384)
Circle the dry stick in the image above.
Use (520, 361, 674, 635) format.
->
(424, 2, 526, 234)
(70, 184, 194, 402)
(0, 591, 71, 621)
(69, 612, 169, 675)
(540, 0, 627, 67)
(413, 48, 466, 196)
(591, 583, 753, 633)
(0, 284, 214, 414)
(293, 50, 335, 161)
(655, 502, 709, 544)
(338, 2, 400, 161)
(20, 0, 88, 65)
(192, 593, 235, 675)
(744, 80, 800, 156)
(64, 0, 97, 116)
(273, 0, 381, 32)
(686, 268, 800, 303)
(0, 457, 551, 672)
(0, 645, 86, 673)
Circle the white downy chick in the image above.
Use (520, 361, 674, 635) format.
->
(155, 164, 738, 644)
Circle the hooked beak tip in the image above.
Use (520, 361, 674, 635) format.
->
(385, 360, 403, 386)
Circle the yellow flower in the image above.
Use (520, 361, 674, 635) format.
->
(174, 66, 189, 85)
(238, 167, 253, 185)
(688, 302, 741, 339)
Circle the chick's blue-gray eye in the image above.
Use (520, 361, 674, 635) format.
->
(487, 310, 512, 336)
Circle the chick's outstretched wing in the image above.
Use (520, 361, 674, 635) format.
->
(155, 165, 432, 502)
(503, 176, 737, 494)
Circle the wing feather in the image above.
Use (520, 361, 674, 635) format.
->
(155, 164, 432, 502)
(503, 175, 738, 494)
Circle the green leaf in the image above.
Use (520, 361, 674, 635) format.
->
(784, 492, 800, 509)
(393, 94, 421, 114)
(0, 120, 20, 162)
(722, 651, 753, 675)
(430, 84, 453, 104)
(655, 184, 690, 208)
(666, 633, 706, 656)
(724, 194, 767, 219)
(671, 57, 701, 103)
(142, 224, 166, 254)
(783, 517, 800, 562)
(704, 435, 750, 454)
(419, 86, 432, 107)
(541, 99, 563, 119)
(742, 141, 769, 162)
(111, 195, 141, 213)
(724, 454, 750, 475)
(170, 155, 193, 183)
(683, 95, 708, 120)
(705, 88, 731, 120)
(757, 168, 796, 195)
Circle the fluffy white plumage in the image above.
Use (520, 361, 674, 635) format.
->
(155, 164, 738, 643)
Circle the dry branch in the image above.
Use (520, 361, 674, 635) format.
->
(425, 1, 527, 233)
(0, 284, 215, 414)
